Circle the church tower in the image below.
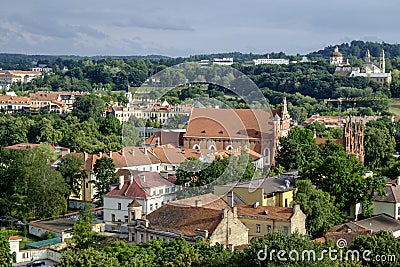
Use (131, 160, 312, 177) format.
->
(365, 49, 371, 63)
(343, 117, 364, 164)
(380, 49, 386, 73)
(280, 97, 291, 136)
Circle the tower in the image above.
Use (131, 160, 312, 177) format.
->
(343, 117, 364, 164)
(280, 97, 291, 136)
(365, 49, 371, 63)
(380, 49, 386, 73)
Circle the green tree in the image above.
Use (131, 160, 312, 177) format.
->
(276, 126, 318, 171)
(71, 204, 98, 249)
(294, 179, 344, 238)
(364, 126, 395, 169)
(60, 247, 119, 267)
(92, 157, 116, 204)
(350, 231, 400, 267)
(57, 154, 88, 199)
(0, 236, 14, 267)
(72, 94, 105, 122)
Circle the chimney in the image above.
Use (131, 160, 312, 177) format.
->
(109, 151, 112, 158)
(227, 192, 234, 208)
(121, 149, 125, 157)
(253, 202, 259, 209)
(118, 175, 124, 190)
(293, 204, 300, 214)
(195, 199, 202, 207)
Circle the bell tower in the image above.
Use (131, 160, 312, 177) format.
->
(380, 49, 386, 73)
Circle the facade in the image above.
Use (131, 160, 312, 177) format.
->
(103, 171, 177, 232)
(0, 95, 31, 114)
(373, 179, 400, 219)
(236, 204, 306, 242)
(212, 57, 234, 66)
(29, 91, 86, 113)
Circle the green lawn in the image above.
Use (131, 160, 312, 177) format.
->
(389, 99, 400, 116)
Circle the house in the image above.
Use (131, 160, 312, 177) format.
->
(127, 196, 248, 247)
(0, 70, 41, 90)
(236, 203, 306, 242)
(0, 95, 31, 114)
(173, 193, 306, 243)
(103, 171, 177, 233)
(324, 214, 400, 246)
(373, 179, 400, 219)
(214, 173, 297, 208)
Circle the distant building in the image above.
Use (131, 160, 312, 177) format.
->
(212, 57, 234, 66)
(0, 95, 31, 114)
(335, 48, 392, 85)
(0, 70, 42, 90)
(253, 58, 289, 65)
(329, 45, 348, 66)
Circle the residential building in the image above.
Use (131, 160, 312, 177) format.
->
(373, 179, 400, 219)
(324, 214, 400, 246)
(236, 203, 306, 242)
(0, 95, 31, 114)
(0, 70, 42, 90)
(103, 171, 177, 232)
(127, 197, 248, 247)
(29, 91, 86, 113)
(214, 174, 297, 208)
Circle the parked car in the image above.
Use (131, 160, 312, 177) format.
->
(26, 260, 46, 267)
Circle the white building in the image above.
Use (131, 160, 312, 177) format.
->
(253, 58, 289, 65)
(212, 58, 234, 66)
(103, 171, 178, 233)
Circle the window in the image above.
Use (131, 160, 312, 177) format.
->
(155, 203, 158, 209)
(398, 206, 400, 216)
(229, 227, 232, 235)
(150, 204, 153, 211)
(285, 199, 288, 207)
(140, 234, 144, 243)
(112, 214, 116, 222)
(165, 187, 170, 193)
(124, 216, 128, 223)
(159, 189, 163, 194)
(267, 225, 272, 233)
(150, 235, 154, 240)
(118, 203, 122, 210)
(86, 182, 89, 189)
(283, 226, 289, 234)
(256, 224, 261, 233)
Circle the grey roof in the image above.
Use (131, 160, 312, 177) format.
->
(227, 175, 296, 195)
(353, 214, 400, 233)
(373, 184, 400, 203)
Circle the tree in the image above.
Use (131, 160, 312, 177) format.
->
(0, 236, 14, 267)
(57, 154, 87, 199)
(364, 126, 395, 169)
(350, 231, 400, 267)
(72, 94, 105, 122)
(71, 204, 98, 249)
(100, 115, 122, 136)
(275, 126, 319, 171)
(301, 153, 385, 216)
(294, 179, 344, 238)
(60, 247, 119, 267)
(92, 157, 116, 204)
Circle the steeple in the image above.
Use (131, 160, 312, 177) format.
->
(365, 49, 371, 63)
(380, 48, 386, 73)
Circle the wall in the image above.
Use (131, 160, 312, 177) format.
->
(373, 201, 396, 219)
(239, 217, 291, 242)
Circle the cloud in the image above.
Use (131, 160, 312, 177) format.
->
(114, 15, 194, 31)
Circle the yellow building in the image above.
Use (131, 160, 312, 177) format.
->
(214, 174, 296, 208)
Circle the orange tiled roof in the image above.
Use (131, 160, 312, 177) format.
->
(146, 204, 223, 237)
(0, 95, 31, 104)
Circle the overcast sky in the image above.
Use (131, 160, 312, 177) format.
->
(1, 0, 398, 57)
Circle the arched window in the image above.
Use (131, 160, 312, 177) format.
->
(263, 148, 270, 165)
(209, 145, 216, 150)
(193, 144, 200, 150)
(226, 145, 233, 150)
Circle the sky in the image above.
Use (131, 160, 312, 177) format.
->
(1, 0, 399, 57)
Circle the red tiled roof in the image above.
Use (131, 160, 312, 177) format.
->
(185, 108, 274, 140)
(146, 204, 223, 236)
(7, 236, 22, 241)
(0, 95, 31, 104)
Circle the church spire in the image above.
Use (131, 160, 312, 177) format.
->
(365, 49, 371, 63)
(380, 48, 386, 73)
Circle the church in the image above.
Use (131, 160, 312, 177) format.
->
(183, 98, 292, 167)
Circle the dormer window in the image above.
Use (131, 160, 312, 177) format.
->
(201, 130, 206, 133)
(219, 130, 223, 134)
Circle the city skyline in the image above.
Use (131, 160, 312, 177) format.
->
(1, 0, 399, 57)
